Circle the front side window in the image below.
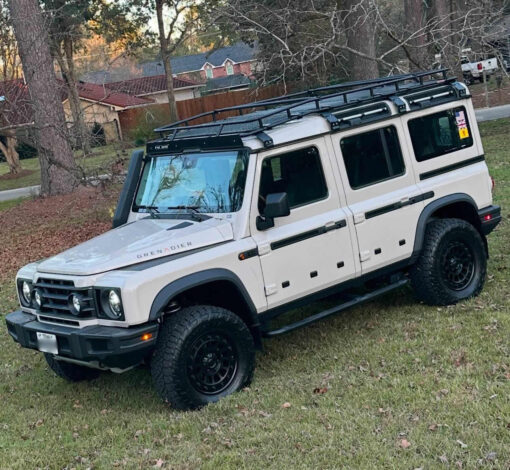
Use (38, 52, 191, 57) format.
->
(134, 151, 248, 213)
(408, 107, 473, 162)
(258, 146, 328, 213)
(340, 126, 405, 189)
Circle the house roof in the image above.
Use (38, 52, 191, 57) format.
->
(73, 81, 152, 108)
(142, 41, 258, 77)
(203, 74, 253, 93)
(0, 78, 152, 130)
(0, 79, 33, 128)
(105, 75, 201, 97)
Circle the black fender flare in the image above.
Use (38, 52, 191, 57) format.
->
(411, 193, 481, 260)
(148, 268, 262, 344)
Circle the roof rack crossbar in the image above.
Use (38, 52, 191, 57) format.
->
(154, 69, 454, 139)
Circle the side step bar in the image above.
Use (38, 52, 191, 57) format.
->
(263, 278, 409, 337)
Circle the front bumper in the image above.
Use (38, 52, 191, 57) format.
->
(5, 310, 158, 369)
(479, 205, 502, 235)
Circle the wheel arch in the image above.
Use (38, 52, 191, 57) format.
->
(149, 268, 262, 348)
(412, 193, 486, 260)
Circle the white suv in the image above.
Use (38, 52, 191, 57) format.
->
(6, 70, 501, 410)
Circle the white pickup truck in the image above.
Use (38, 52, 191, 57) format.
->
(461, 55, 498, 84)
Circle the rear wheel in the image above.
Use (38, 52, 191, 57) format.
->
(151, 305, 255, 410)
(44, 354, 100, 382)
(410, 218, 486, 306)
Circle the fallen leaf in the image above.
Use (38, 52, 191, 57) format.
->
(400, 438, 411, 449)
(282, 402, 291, 408)
(313, 387, 328, 394)
(439, 455, 448, 464)
(456, 439, 468, 449)
(153, 458, 164, 468)
(486, 451, 496, 461)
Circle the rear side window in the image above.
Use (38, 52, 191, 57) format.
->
(340, 126, 405, 189)
(258, 146, 327, 213)
(408, 107, 473, 162)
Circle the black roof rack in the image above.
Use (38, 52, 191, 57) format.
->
(152, 69, 467, 148)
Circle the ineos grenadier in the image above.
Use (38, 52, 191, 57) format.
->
(5, 69, 501, 409)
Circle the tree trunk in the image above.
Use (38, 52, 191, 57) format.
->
(0, 131, 21, 174)
(8, 0, 79, 195)
(432, 0, 462, 78)
(156, 0, 180, 123)
(404, 0, 429, 70)
(58, 37, 92, 155)
(341, 0, 379, 80)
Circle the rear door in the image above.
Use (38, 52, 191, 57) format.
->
(249, 138, 358, 309)
(330, 121, 427, 274)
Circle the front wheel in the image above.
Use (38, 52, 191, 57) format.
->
(410, 218, 487, 306)
(151, 305, 255, 410)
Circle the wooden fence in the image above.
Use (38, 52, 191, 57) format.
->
(118, 85, 283, 140)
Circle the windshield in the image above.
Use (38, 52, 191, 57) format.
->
(134, 151, 249, 213)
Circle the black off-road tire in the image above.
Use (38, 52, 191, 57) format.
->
(410, 218, 487, 306)
(151, 305, 255, 410)
(44, 354, 100, 382)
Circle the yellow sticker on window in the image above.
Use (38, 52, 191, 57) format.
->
(459, 127, 470, 139)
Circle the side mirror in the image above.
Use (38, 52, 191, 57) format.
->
(256, 192, 290, 231)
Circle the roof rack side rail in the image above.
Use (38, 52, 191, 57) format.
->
(153, 68, 453, 137)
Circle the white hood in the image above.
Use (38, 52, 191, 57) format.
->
(37, 217, 234, 276)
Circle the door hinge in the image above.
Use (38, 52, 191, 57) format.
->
(359, 250, 371, 262)
(264, 284, 278, 296)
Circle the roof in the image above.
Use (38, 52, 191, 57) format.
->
(203, 74, 253, 93)
(0, 79, 34, 128)
(73, 81, 152, 108)
(0, 78, 152, 130)
(105, 75, 202, 97)
(142, 41, 257, 77)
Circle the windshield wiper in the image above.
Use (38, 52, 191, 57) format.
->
(166, 205, 205, 221)
(138, 205, 160, 219)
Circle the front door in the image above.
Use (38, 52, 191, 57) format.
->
(250, 139, 358, 309)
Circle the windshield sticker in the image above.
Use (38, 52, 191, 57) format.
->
(455, 110, 470, 139)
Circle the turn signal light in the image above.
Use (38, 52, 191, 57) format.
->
(484, 214, 492, 221)
(477, 62, 483, 70)
(141, 333, 153, 341)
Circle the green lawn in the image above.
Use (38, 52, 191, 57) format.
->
(0, 144, 138, 192)
(0, 121, 508, 469)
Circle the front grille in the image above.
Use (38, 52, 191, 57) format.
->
(35, 278, 97, 318)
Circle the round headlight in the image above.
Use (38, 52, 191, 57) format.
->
(108, 290, 123, 318)
(72, 295, 81, 313)
(21, 281, 32, 305)
(68, 294, 82, 315)
(34, 289, 43, 309)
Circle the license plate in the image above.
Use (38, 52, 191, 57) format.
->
(36, 332, 58, 355)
